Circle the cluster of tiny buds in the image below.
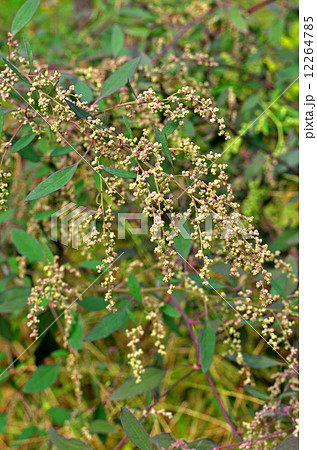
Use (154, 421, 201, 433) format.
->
(143, 408, 173, 420)
(0, 170, 11, 211)
(145, 302, 166, 356)
(125, 325, 145, 383)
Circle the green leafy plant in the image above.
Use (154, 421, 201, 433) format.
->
(0, 0, 298, 449)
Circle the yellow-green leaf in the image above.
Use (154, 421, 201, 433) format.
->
(11, 0, 40, 37)
(25, 164, 78, 201)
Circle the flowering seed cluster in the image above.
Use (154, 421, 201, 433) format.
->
(125, 325, 145, 383)
(0, 170, 11, 212)
(27, 256, 79, 341)
(1, 34, 298, 443)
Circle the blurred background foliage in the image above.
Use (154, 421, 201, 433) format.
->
(0, 0, 298, 448)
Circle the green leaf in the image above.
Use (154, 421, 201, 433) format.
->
(111, 25, 124, 57)
(100, 57, 140, 99)
(74, 80, 93, 103)
(89, 420, 117, 435)
(0, 413, 7, 435)
(271, 279, 287, 299)
(65, 100, 104, 129)
(151, 433, 175, 449)
(123, 115, 133, 139)
(127, 80, 137, 98)
(128, 273, 142, 303)
(13, 426, 47, 446)
(48, 427, 92, 449)
(189, 274, 224, 290)
(173, 222, 191, 259)
(120, 407, 152, 450)
(163, 119, 179, 137)
(11, 133, 36, 153)
(200, 322, 216, 373)
(269, 20, 284, 44)
(42, 242, 54, 264)
(50, 146, 73, 157)
(23, 34, 33, 70)
(161, 304, 180, 318)
(153, 125, 173, 165)
(68, 312, 83, 350)
(102, 166, 136, 178)
(83, 307, 127, 342)
(186, 438, 218, 449)
(22, 364, 61, 393)
(227, 353, 281, 369)
(0, 316, 13, 341)
(3, 58, 30, 84)
(11, 229, 44, 261)
(242, 385, 270, 401)
(79, 260, 104, 270)
(228, 7, 247, 33)
(47, 408, 72, 425)
(110, 367, 165, 401)
(79, 296, 106, 311)
(183, 117, 195, 137)
(11, 0, 40, 37)
(25, 164, 78, 201)
(0, 286, 31, 313)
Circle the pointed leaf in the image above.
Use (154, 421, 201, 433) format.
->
(110, 367, 165, 401)
(120, 407, 152, 450)
(186, 438, 218, 449)
(11, 0, 40, 37)
(68, 312, 83, 350)
(48, 427, 92, 449)
(83, 307, 126, 342)
(200, 322, 216, 373)
(47, 408, 72, 425)
(153, 125, 173, 165)
(111, 25, 124, 57)
(11, 133, 36, 153)
(74, 80, 93, 103)
(174, 232, 191, 259)
(11, 229, 44, 261)
(100, 57, 140, 99)
(123, 115, 133, 139)
(128, 273, 142, 303)
(151, 433, 175, 449)
(161, 304, 180, 318)
(22, 364, 61, 393)
(80, 296, 106, 311)
(228, 7, 247, 33)
(23, 34, 33, 70)
(102, 166, 136, 178)
(242, 385, 270, 401)
(163, 119, 179, 137)
(65, 100, 105, 129)
(0, 286, 31, 313)
(50, 146, 73, 157)
(89, 420, 117, 434)
(226, 353, 281, 369)
(25, 164, 78, 201)
(3, 58, 30, 84)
